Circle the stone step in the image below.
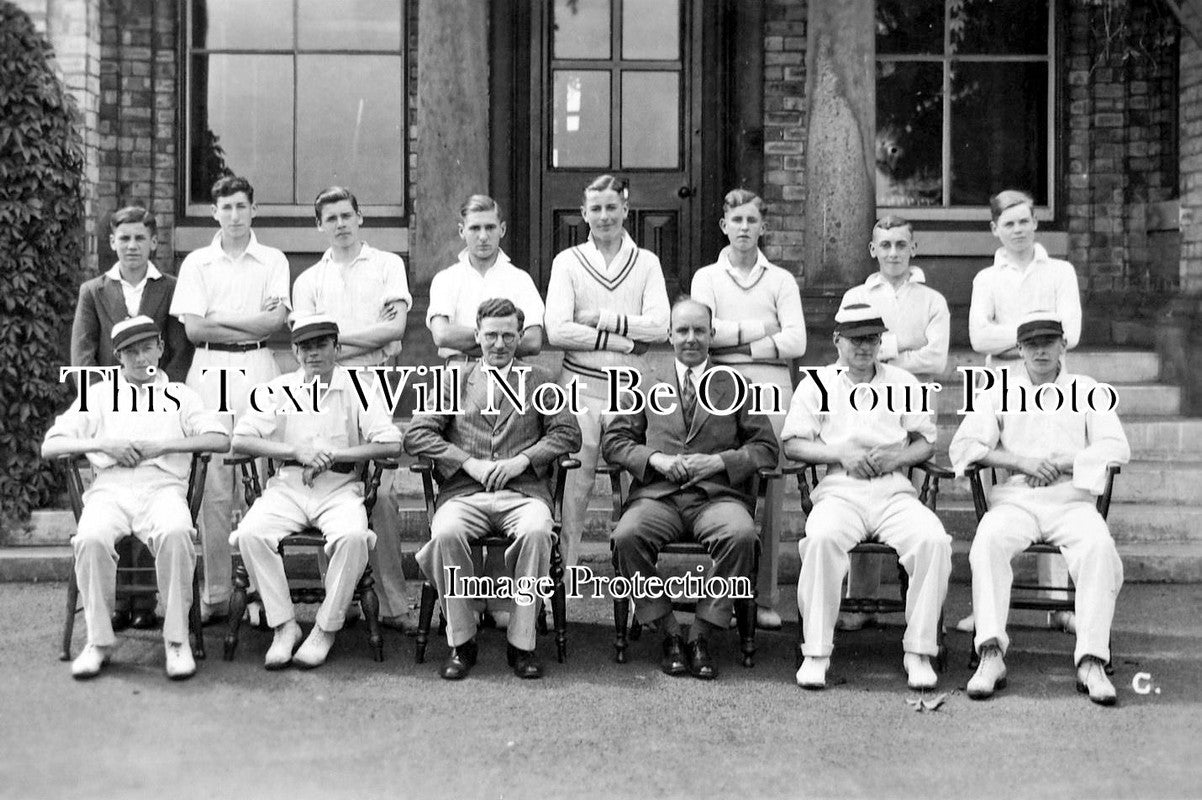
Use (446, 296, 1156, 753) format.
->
(939, 348, 1162, 384)
(7, 539, 1201, 585)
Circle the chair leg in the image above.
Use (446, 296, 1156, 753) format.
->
(61, 560, 80, 661)
(968, 625, 980, 669)
(190, 562, 205, 660)
(613, 597, 630, 664)
(735, 597, 756, 668)
(934, 610, 945, 673)
(357, 565, 383, 663)
(415, 581, 437, 664)
(550, 541, 567, 662)
(224, 560, 249, 661)
(1105, 634, 1114, 676)
(795, 608, 805, 671)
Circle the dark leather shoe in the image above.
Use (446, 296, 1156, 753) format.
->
(110, 608, 131, 632)
(507, 643, 544, 679)
(130, 609, 159, 630)
(440, 639, 478, 680)
(661, 634, 688, 677)
(687, 636, 717, 680)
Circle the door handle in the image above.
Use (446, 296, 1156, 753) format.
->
(677, 185, 694, 199)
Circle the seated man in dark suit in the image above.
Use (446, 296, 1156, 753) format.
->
(602, 297, 779, 680)
(404, 298, 582, 680)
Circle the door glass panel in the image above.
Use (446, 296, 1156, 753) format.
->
(191, 54, 294, 203)
(622, 0, 679, 60)
(552, 70, 611, 168)
(297, 0, 404, 51)
(876, 61, 943, 207)
(192, 0, 294, 50)
(951, 61, 1048, 205)
(297, 55, 405, 203)
(552, 0, 611, 59)
(620, 72, 678, 168)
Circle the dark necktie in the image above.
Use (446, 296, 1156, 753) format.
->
(681, 370, 696, 427)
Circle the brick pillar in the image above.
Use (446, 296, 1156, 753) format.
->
(1182, 3, 1202, 293)
(760, 0, 806, 274)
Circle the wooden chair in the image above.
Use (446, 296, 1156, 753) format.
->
(964, 463, 1120, 672)
(410, 454, 579, 665)
(222, 457, 396, 662)
(59, 453, 212, 661)
(598, 463, 779, 669)
(787, 461, 952, 671)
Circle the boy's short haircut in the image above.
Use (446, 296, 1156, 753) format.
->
(211, 175, 255, 205)
(460, 194, 505, 222)
(476, 297, 525, 330)
(989, 189, 1036, 222)
(873, 214, 914, 236)
(582, 174, 629, 204)
(109, 206, 157, 236)
(722, 188, 766, 215)
(313, 186, 360, 222)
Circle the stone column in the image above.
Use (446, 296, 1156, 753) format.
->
(414, 0, 490, 288)
(802, 0, 874, 287)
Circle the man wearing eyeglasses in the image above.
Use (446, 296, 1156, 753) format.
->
(404, 298, 581, 681)
(782, 302, 951, 691)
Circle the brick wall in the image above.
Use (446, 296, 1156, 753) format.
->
(760, 0, 806, 274)
(1064, 1, 1179, 294)
(1182, 1, 1202, 293)
(97, 0, 178, 273)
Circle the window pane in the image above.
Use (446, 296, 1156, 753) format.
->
(621, 72, 679, 168)
(553, 0, 611, 59)
(296, 55, 405, 205)
(297, 0, 403, 51)
(951, 62, 1048, 205)
(876, 0, 944, 55)
(954, 0, 1049, 55)
(622, 0, 679, 60)
(552, 70, 610, 168)
(190, 54, 294, 204)
(876, 61, 943, 207)
(191, 0, 294, 50)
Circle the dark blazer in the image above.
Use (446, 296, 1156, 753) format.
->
(70, 270, 192, 383)
(601, 362, 779, 509)
(404, 360, 583, 508)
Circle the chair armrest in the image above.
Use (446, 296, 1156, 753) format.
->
(916, 460, 954, 480)
(55, 455, 89, 521)
(186, 452, 213, 523)
(410, 458, 437, 528)
(911, 460, 952, 511)
(223, 455, 264, 506)
(963, 463, 990, 521)
(781, 461, 819, 515)
(1097, 464, 1121, 519)
(363, 459, 400, 517)
(551, 455, 581, 525)
(595, 463, 626, 521)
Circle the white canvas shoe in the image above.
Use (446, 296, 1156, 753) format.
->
(292, 626, 336, 669)
(264, 621, 303, 670)
(795, 656, 830, 690)
(165, 642, 196, 680)
(903, 653, 938, 690)
(967, 644, 1007, 699)
(1076, 657, 1116, 706)
(70, 644, 111, 679)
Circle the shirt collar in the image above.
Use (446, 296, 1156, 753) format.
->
(117, 369, 170, 390)
(455, 248, 513, 273)
(105, 262, 162, 285)
(290, 365, 351, 392)
(717, 245, 771, 281)
(992, 243, 1051, 272)
(584, 230, 637, 263)
(208, 230, 270, 264)
(675, 359, 707, 385)
(320, 242, 375, 267)
(865, 266, 926, 288)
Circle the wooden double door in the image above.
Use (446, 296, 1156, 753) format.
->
(491, 0, 763, 298)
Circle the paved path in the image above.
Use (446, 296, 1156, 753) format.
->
(2, 582, 1200, 799)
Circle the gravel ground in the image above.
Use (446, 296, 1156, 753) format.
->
(1, 581, 1200, 800)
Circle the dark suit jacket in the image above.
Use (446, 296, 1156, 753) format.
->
(404, 360, 583, 509)
(601, 362, 779, 509)
(70, 270, 192, 383)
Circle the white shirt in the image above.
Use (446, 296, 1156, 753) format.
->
(949, 365, 1131, 496)
(425, 249, 545, 358)
(105, 262, 163, 317)
(170, 232, 291, 336)
(690, 247, 807, 363)
(841, 267, 950, 378)
(781, 361, 938, 460)
(291, 243, 413, 367)
(968, 244, 1082, 357)
(234, 366, 402, 491)
(44, 371, 225, 486)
